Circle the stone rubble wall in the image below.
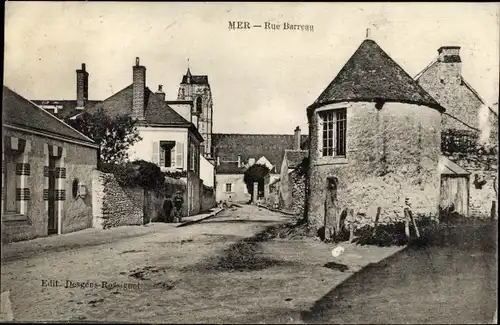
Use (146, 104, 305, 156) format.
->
(100, 172, 144, 228)
(290, 170, 306, 216)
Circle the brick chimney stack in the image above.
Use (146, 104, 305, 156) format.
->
(437, 46, 462, 85)
(76, 63, 88, 109)
(132, 57, 146, 120)
(294, 126, 301, 150)
(156, 85, 166, 101)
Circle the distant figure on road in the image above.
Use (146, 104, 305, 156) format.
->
(172, 191, 184, 223)
(163, 195, 173, 223)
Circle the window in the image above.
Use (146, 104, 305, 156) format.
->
(319, 108, 346, 157)
(196, 97, 202, 114)
(190, 144, 196, 171)
(159, 141, 176, 168)
(225, 183, 232, 193)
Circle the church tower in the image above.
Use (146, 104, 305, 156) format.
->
(177, 67, 214, 159)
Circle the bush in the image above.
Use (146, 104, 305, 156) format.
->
(98, 160, 166, 190)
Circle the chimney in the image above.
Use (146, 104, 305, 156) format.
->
(437, 46, 462, 85)
(156, 85, 166, 101)
(132, 57, 146, 120)
(294, 126, 301, 150)
(76, 63, 89, 109)
(237, 155, 241, 168)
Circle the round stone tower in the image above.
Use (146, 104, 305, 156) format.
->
(305, 38, 445, 232)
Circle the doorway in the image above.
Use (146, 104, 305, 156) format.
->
(47, 156, 57, 235)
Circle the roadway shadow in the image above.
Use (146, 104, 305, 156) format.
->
(301, 223, 498, 324)
(185, 223, 300, 273)
(199, 219, 278, 225)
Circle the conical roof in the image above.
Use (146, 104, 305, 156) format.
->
(308, 39, 444, 112)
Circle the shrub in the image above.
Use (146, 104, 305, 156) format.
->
(98, 160, 166, 190)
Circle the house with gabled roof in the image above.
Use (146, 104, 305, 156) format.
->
(305, 35, 446, 236)
(2, 86, 99, 243)
(416, 46, 498, 218)
(212, 127, 308, 203)
(78, 57, 208, 216)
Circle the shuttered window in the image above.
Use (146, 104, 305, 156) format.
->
(152, 141, 159, 165)
(175, 142, 184, 169)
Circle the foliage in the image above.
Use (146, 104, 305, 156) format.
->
(325, 215, 439, 247)
(98, 160, 166, 190)
(243, 164, 270, 199)
(66, 108, 142, 164)
(164, 169, 187, 179)
(442, 129, 497, 156)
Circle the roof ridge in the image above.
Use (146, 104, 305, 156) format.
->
(213, 133, 300, 137)
(414, 59, 438, 81)
(3, 86, 96, 144)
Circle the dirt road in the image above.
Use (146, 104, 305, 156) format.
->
(0, 205, 401, 323)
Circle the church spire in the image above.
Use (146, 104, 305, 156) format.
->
(186, 58, 192, 83)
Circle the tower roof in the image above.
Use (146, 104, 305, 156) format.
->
(308, 39, 444, 113)
(181, 68, 209, 85)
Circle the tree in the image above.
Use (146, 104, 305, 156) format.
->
(243, 164, 270, 201)
(66, 108, 142, 164)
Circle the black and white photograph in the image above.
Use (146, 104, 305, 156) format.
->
(1, 2, 498, 323)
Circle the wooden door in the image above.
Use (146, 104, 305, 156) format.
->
(47, 157, 57, 234)
(440, 176, 469, 217)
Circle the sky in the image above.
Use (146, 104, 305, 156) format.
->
(4, 2, 499, 135)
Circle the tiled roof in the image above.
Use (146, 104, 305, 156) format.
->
(309, 39, 444, 113)
(3, 86, 96, 144)
(31, 99, 101, 120)
(85, 84, 204, 141)
(284, 150, 308, 169)
(439, 156, 470, 176)
(212, 133, 308, 174)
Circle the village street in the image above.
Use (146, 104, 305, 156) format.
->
(1, 205, 497, 324)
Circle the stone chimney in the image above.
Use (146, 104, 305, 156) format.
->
(156, 85, 166, 101)
(437, 46, 462, 85)
(132, 57, 146, 120)
(76, 63, 89, 109)
(294, 126, 301, 150)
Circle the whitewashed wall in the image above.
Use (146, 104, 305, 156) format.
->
(128, 127, 188, 170)
(200, 154, 214, 187)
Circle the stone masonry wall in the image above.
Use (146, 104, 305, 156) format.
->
(100, 172, 144, 228)
(307, 102, 442, 231)
(290, 170, 306, 216)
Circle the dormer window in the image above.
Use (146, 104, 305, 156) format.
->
(318, 108, 347, 157)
